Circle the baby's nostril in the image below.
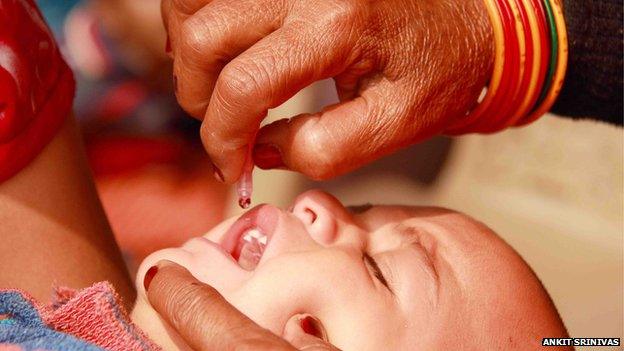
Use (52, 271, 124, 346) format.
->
(304, 208, 317, 224)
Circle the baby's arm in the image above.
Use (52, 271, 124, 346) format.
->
(0, 115, 135, 308)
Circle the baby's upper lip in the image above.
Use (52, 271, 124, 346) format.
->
(221, 204, 280, 258)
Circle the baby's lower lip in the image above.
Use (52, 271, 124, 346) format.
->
(221, 204, 280, 265)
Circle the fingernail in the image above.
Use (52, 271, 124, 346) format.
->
(253, 144, 284, 169)
(300, 315, 326, 340)
(143, 265, 158, 291)
(165, 36, 171, 54)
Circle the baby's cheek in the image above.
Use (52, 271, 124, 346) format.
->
(223, 264, 323, 335)
(225, 253, 363, 337)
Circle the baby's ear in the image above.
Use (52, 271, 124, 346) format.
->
(283, 314, 336, 350)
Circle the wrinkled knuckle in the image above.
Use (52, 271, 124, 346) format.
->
(325, 0, 359, 25)
(313, 0, 363, 47)
(217, 64, 259, 103)
(179, 18, 211, 60)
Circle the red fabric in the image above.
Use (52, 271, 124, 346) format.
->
(0, 0, 75, 182)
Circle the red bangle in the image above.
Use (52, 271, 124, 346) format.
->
(447, 0, 560, 135)
(0, 0, 75, 182)
(482, 0, 535, 132)
(468, 0, 522, 132)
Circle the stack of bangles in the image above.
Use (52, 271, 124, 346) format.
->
(447, 0, 568, 134)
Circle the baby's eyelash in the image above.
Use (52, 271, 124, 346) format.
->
(364, 253, 393, 294)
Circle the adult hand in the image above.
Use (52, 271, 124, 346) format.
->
(146, 261, 340, 350)
(162, 0, 493, 182)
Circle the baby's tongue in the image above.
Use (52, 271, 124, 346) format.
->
(237, 229, 267, 271)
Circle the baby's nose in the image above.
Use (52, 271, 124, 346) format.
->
(290, 190, 352, 245)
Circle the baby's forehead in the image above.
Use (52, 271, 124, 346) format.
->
(354, 204, 473, 231)
(361, 205, 516, 265)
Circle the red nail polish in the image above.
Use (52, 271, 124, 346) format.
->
(300, 316, 324, 339)
(143, 265, 158, 291)
(253, 144, 284, 169)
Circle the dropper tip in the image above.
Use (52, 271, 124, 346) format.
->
(238, 197, 251, 209)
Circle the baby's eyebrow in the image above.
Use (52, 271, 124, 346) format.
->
(392, 223, 425, 245)
(392, 223, 441, 305)
(346, 203, 373, 214)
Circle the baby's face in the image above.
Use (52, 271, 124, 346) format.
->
(137, 190, 568, 350)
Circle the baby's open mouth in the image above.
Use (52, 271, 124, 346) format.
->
(232, 228, 268, 270)
(221, 205, 279, 271)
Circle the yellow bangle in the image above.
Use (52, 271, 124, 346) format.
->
(507, 0, 543, 125)
(518, 0, 568, 125)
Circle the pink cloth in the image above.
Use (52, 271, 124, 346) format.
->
(42, 282, 160, 351)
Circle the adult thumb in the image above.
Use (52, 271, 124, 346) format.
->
(253, 87, 412, 181)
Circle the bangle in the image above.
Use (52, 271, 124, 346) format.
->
(447, 0, 566, 134)
(525, 0, 551, 113)
(498, 0, 543, 129)
(476, 0, 532, 132)
(446, 0, 506, 134)
(518, 0, 567, 125)
(448, 0, 524, 134)
(469, 0, 525, 133)
(531, 0, 558, 112)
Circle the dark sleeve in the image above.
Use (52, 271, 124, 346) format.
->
(550, 0, 623, 125)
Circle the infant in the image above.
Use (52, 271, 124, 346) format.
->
(132, 190, 570, 350)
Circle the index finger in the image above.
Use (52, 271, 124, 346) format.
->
(146, 261, 295, 351)
(202, 21, 358, 183)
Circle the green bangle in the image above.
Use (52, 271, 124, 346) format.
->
(534, 0, 558, 109)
